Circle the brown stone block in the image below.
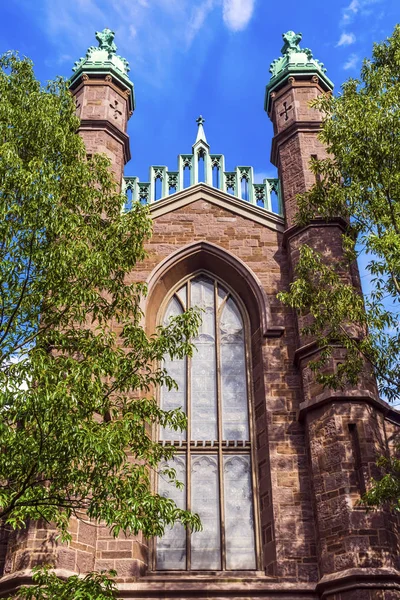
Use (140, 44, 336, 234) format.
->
(333, 551, 357, 572)
(105, 540, 132, 551)
(277, 472, 298, 488)
(96, 541, 108, 551)
(77, 522, 97, 548)
(76, 550, 95, 573)
(297, 562, 319, 582)
(94, 558, 115, 572)
(116, 559, 146, 578)
(57, 547, 76, 571)
(277, 444, 298, 455)
(101, 551, 132, 559)
(97, 526, 114, 539)
(273, 487, 294, 503)
(70, 541, 90, 553)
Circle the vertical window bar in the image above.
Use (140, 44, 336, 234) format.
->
(215, 281, 226, 570)
(186, 281, 192, 570)
(245, 325, 262, 570)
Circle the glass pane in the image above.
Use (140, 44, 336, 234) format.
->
(176, 284, 187, 310)
(160, 296, 186, 441)
(190, 278, 217, 440)
(217, 284, 228, 308)
(220, 298, 249, 441)
(157, 456, 187, 569)
(223, 455, 256, 569)
(163, 296, 182, 323)
(191, 455, 221, 569)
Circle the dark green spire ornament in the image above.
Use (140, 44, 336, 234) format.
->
(69, 28, 135, 112)
(265, 31, 333, 112)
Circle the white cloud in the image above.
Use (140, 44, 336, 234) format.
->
(343, 53, 359, 70)
(341, 0, 383, 25)
(341, 0, 358, 26)
(186, 0, 216, 45)
(347, 0, 359, 13)
(57, 53, 73, 64)
(337, 32, 356, 46)
(222, 0, 255, 32)
(41, 0, 256, 90)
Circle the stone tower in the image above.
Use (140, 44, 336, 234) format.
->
(266, 31, 400, 598)
(69, 28, 134, 186)
(0, 28, 399, 600)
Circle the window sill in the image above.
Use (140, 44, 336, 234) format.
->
(143, 570, 270, 580)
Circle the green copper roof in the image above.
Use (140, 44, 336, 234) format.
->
(265, 31, 333, 112)
(69, 28, 135, 111)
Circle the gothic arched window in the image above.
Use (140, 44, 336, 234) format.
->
(156, 274, 259, 571)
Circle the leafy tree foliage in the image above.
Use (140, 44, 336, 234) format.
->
(278, 26, 400, 507)
(8, 567, 117, 600)
(0, 49, 201, 588)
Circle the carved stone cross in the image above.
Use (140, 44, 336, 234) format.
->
(110, 100, 122, 120)
(280, 101, 293, 121)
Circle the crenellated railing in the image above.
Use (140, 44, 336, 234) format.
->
(122, 119, 283, 217)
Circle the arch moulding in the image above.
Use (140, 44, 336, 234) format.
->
(145, 241, 284, 339)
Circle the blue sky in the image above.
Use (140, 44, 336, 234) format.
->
(2, 0, 399, 185)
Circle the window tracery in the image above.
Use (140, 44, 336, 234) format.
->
(156, 274, 258, 571)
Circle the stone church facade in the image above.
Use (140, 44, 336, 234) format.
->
(1, 28, 400, 600)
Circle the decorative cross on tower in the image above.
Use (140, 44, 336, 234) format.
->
(280, 101, 293, 121)
(196, 115, 205, 126)
(110, 99, 122, 120)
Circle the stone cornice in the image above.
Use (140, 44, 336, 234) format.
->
(0, 570, 317, 599)
(266, 75, 331, 116)
(282, 217, 349, 247)
(78, 119, 131, 163)
(298, 388, 394, 421)
(70, 75, 133, 113)
(316, 567, 400, 598)
(3, 564, 400, 599)
(294, 340, 396, 420)
(117, 576, 317, 598)
(148, 183, 285, 233)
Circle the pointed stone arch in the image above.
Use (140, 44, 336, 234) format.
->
(145, 242, 279, 575)
(145, 241, 283, 340)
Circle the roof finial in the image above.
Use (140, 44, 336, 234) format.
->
(195, 115, 208, 145)
(72, 28, 130, 77)
(265, 30, 333, 112)
(95, 28, 117, 54)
